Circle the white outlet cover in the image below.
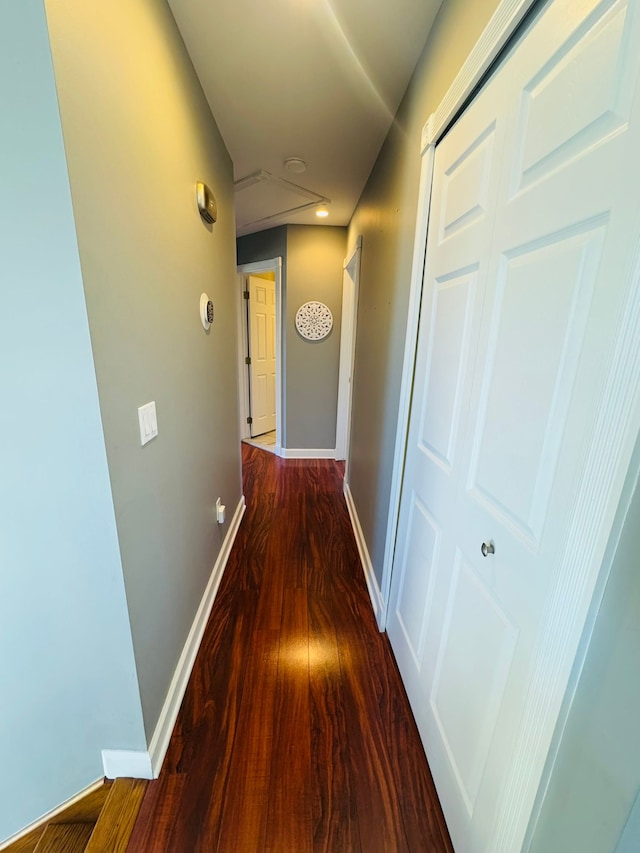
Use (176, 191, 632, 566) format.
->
(138, 401, 158, 446)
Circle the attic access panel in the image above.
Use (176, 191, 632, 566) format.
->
(235, 170, 329, 234)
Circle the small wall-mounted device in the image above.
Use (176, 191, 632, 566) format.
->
(216, 497, 226, 524)
(200, 293, 214, 330)
(196, 181, 217, 224)
(137, 401, 158, 446)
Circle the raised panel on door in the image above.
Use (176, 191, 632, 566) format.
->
(256, 312, 267, 361)
(393, 495, 441, 669)
(439, 123, 497, 243)
(420, 268, 479, 474)
(467, 220, 606, 546)
(429, 549, 517, 816)
(511, 0, 637, 196)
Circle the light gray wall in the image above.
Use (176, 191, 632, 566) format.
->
(527, 457, 640, 853)
(347, 0, 502, 586)
(237, 224, 347, 451)
(0, 1, 145, 842)
(45, 0, 242, 740)
(286, 225, 347, 449)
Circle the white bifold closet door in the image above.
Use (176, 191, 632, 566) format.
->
(387, 0, 640, 850)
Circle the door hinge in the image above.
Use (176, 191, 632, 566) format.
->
(247, 416, 253, 425)
(245, 356, 251, 365)
(243, 291, 250, 300)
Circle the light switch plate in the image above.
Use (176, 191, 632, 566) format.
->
(216, 497, 226, 524)
(138, 401, 158, 446)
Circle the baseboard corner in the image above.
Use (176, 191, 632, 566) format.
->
(102, 749, 153, 780)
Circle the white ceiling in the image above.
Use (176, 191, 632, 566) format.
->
(167, 0, 442, 235)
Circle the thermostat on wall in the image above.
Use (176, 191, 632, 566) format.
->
(196, 181, 217, 224)
(200, 293, 214, 330)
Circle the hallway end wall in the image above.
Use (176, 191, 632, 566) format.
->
(346, 0, 503, 589)
(237, 225, 347, 452)
(45, 0, 242, 743)
(286, 225, 347, 450)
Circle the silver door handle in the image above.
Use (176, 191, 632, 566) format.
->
(481, 540, 495, 557)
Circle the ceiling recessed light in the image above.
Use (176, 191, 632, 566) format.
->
(316, 205, 329, 218)
(283, 157, 307, 174)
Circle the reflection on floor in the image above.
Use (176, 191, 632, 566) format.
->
(243, 430, 276, 454)
(126, 444, 453, 851)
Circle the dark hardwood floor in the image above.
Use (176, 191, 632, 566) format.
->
(127, 444, 453, 852)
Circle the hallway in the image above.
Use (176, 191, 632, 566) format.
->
(127, 444, 453, 852)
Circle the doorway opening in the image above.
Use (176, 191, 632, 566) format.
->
(237, 258, 283, 456)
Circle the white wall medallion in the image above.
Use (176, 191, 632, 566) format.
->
(295, 301, 333, 341)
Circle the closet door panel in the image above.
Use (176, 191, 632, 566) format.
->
(389, 0, 640, 851)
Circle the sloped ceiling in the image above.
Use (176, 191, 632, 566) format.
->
(168, 0, 442, 234)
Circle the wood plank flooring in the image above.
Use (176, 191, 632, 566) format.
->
(32, 824, 93, 853)
(86, 779, 147, 853)
(5, 782, 111, 853)
(127, 444, 453, 852)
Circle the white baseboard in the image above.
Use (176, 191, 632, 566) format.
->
(1, 497, 247, 847)
(102, 749, 153, 780)
(147, 495, 246, 777)
(343, 481, 385, 630)
(0, 778, 104, 850)
(281, 447, 336, 459)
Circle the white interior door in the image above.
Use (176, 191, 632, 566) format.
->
(248, 274, 276, 437)
(388, 0, 640, 850)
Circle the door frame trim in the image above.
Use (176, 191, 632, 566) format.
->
(236, 258, 283, 455)
(335, 235, 362, 468)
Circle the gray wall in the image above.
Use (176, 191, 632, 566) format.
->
(45, 0, 242, 740)
(347, 0, 502, 586)
(238, 225, 347, 451)
(237, 226, 287, 268)
(286, 226, 347, 449)
(527, 458, 640, 853)
(0, 2, 145, 842)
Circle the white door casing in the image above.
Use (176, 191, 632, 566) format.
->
(248, 274, 276, 437)
(387, 0, 640, 851)
(336, 236, 362, 467)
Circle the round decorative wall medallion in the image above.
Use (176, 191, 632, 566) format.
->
(295, 301, 333, 341)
